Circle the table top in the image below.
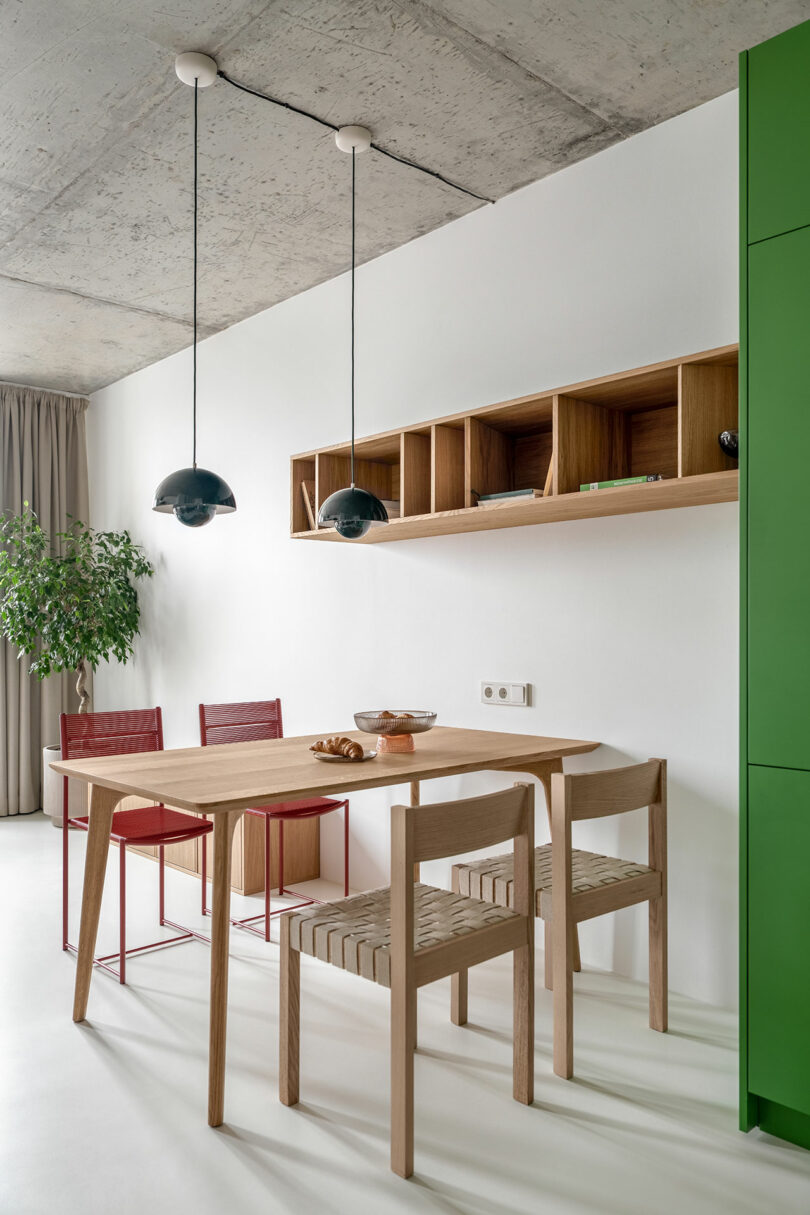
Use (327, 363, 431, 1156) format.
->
(50, 725, 599, 814)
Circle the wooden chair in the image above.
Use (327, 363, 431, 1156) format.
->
(61, 708, 213, 984)
(450, 759, 667, 1079)
(199, 699, 350, 940)
(279, 783, 536, 1179)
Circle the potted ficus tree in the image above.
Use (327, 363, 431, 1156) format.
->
(0, 506, 154, 823)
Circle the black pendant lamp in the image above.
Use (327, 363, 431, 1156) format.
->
(318, 126, 388, 540)
(154, 53, 236, 528)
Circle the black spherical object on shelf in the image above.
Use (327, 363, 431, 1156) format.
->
(153, 466, 236, 528)
(318, 486, 389, 539)
(718, 429, 739, 460)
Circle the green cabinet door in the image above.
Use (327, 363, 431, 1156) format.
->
(748, 18, 810, 244)
(748, 764, 810, 1116)
(748, 226, 810, 770)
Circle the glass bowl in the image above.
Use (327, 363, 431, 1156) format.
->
(353, 710, 437, 736)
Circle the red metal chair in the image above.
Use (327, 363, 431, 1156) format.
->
(199, 699, 350, 940)
(61, 708, 213, 984)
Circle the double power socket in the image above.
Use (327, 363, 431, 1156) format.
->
(481, 681, 530, 706)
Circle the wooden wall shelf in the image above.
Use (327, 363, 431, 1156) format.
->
(290, 345, 739, 544)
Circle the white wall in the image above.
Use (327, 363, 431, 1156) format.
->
(88, 91, 739, 1008)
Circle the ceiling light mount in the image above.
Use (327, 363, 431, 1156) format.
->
(335, 125, 371, 154)
(175, 52, 218, 88)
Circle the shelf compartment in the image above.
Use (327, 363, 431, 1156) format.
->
(678, 362, 738, 477)
(400, 431, 431, 517)
(431, 424, 465, 512)
(554, 393, 678, 493)
(291, 457, 316, 533)
(465, 414, 553, 506)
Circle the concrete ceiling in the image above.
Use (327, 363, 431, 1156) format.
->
(1, 1, 809, 395)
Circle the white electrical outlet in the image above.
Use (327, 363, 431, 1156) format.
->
(481, 681, 530, 706)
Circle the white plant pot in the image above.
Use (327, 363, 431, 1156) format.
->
(42, 744, 86, 827)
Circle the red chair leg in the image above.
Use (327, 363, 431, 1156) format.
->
(119, 844, 127, 986)
(159, 844, 166, 926)
(201, 820, 208, 915)
(344, 802, 350, 897)
(278, 820, 285, 896)
(62, 777, 69, 950)
(264, 814, 271, 942)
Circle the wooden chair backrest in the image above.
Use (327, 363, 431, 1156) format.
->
(552, 759, 665, 822)
(390, 783, 535, 959)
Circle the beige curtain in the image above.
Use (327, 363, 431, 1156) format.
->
(1, 383, 89, 816)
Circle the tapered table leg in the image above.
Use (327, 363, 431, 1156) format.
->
(208, 809, 242, 1127)
(72, 784, 120, 1022)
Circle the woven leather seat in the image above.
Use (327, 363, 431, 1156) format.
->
(287, 882, 520, 988)
(455, 845, 652, 918)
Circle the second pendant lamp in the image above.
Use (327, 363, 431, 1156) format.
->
(153, 52, 236, 528)
(317, 126, 388, 540)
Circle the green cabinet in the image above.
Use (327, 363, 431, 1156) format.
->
(748, 765, 810, 1117)
(748, 20, 810, 244)
(741, 18, 810, 1151)
(747, 226, 810, 771)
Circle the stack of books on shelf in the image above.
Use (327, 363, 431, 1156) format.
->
(579, 474, 663, 492)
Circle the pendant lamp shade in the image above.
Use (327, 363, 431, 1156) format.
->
(153, 466, 236, 528)
(316, 126, 388, 540)
(318, 486, 388, 539)
(154, 54, 235, 528)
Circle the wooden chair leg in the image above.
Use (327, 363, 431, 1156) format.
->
(278, 819, 285, 895)
(551, 791, 574, 1080)
(513, 942, 534, 1104)
(539, 765, 581, 973)
(544, 919, 553, 991)
(451, 969, 468, 1026)
(649, 791, 668, 1032)
(449, 866, 468, 1026)
(649, 894, 667, 1032)
(552, 918, 574, 1079)
(279, 914, 300, 1106)
(390, 980, 416, 1179)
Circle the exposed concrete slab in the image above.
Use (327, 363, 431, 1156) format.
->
(423, 0, 810, 130)
(1, 1, 808, 393)
(0, 275, 208, 395)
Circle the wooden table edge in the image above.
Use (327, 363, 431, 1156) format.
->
(49, 739, 600, 814)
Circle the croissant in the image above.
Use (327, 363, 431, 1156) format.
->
(310, 736, 364, 760)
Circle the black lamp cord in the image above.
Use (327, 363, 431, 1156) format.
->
(192, 78, 199, 471)
(217, 70, 494, 206)
(350, 147, 356, 488)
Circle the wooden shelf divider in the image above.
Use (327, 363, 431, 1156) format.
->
(291, 344, 738, 543)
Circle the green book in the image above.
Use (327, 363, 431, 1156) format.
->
(580, 475, 663, 492)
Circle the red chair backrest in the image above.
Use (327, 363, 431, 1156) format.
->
(198, 699, 284, 747)
(60, 708, 164, 761)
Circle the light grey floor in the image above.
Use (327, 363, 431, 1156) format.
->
(2, 813, 809, 1215)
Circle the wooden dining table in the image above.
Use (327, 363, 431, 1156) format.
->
(51, 724, 598, 1127)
